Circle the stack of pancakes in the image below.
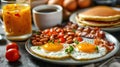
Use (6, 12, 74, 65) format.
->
(76, 6, 120, 27)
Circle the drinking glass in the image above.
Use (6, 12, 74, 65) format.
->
(2, 4, 32, 41)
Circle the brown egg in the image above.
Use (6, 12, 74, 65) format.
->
(63, 0, 77, 11)
(48, 0, 64, 6)
(63, 9, 71, 21)
(78, 0, 91, 8)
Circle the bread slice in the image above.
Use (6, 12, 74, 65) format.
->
(77, 6, 120, 21)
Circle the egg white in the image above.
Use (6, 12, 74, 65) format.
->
(70, 45, 107, 60)
(30, 44, 70, 59)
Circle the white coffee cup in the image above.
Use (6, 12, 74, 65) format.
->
(32, 5, 63, 30)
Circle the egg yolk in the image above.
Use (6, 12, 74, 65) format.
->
(77, 42, 97, 53)
(42, 43, 63, 52)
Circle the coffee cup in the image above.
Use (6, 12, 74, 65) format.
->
(32, 5, 63, 30)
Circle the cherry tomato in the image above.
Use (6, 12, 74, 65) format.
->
(77, 37, 83, 42)
(59, 37, 66, 43)
(6, 42, 19, 50)
(52, 31, 57, 35)
(58, 32, 64, 38)
(5, 49, 20, 62)
(47, 32, 52, 36)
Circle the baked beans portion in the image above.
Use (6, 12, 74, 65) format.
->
(31, 22, 105, 46)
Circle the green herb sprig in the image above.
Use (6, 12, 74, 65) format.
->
(74, 40, 79, 45)
(65, 46, 74, 53)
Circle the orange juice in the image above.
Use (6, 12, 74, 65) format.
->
(2, 4, 32, 41)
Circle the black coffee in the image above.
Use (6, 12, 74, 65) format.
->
(37, 8, 57, 13)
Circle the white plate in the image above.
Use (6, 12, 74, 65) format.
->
(25, 32, 119, 65)
(69, 7, 120, 32)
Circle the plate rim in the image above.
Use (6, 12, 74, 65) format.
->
(25, 32, 120, 65)
(69, 7, 120, 32)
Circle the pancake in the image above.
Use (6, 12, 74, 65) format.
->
(76, 16, 120, 27)
(78, 6, 120, 21)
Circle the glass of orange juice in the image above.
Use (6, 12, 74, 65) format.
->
(2, 4, 32, 41)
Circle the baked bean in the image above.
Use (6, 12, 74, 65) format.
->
(43, 35, 49, 38)
(42, 29, 50, 34)
(67, 32, 75, 36)
(33, 42, 37, 46)
(81, 32, 88, 37)
(32, 40, 37, 43)
(37, 42, 43, 45)
(66, 39, 73, 44)
(77, 27, 84, 31)
(83, 27, 91, 33)
(66, 28, 72, 32)
(86, 34, 94, 38)
(73, 37, 77, 40)
(63, 28, 67, 32)
(31, 37, 35, 40)
(76, 31, 81, 36)
(64, 35, 69, 38)
(74, 34, 78, 37)
(44, 41, 47, 44)
(40, 34, 45, 38)
(36, 38, 40, 41)
(66, 36, 73, 40)
(56, 28, 61, 33)
(50, 28, 54, 32)
(40, 38, 49, 42)
(95, 31, 105, 38)
(67, 22, 73, 25)
(32, 34, 36, 37)
(35, 35, 40, 38)
(90, 30, 96, 34)
(53, 27, 59, 31)
(71, 24, 78, 29)
(50, 35, 55, 40)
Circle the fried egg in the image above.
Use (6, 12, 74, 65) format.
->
(70, 41, 107, 60)
(31, 42, 69, 59)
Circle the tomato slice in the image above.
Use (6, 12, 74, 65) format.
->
(5, 49, 20, 62)
(6, 42, 19, 50)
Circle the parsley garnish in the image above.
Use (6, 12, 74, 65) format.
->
(96, 46, 99, 53)
(72, 29, 76, 33)
(48, 40, 54, 43)
(36, 31, 40, 35)
(74, 40, 79, 45)
(96, 46, 98, 50)
(37, 46, 41, 50)
(65, 46, 74, 53)
(57, 40, 61, 43)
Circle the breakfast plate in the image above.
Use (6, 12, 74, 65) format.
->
(25, 32, 119, 65)
(69, 7, 120, 32)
